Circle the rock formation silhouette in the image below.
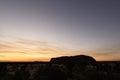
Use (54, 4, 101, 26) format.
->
(50, 55, 96, 78)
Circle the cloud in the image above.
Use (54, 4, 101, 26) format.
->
(0, 35, 76, 61)
(91, 45, 120, 55)
(0, 43, 14, 49)
(0, 55, 5, 57)
(0, 35, 120, 61)
(88, 44, 120, 61)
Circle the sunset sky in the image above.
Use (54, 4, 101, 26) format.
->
(0, 0, 120, 61)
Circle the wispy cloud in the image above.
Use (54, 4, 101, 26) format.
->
(0, 55, 5, 57)
(89, 45, 120, 61)
(0, 35, 75, 61)
(0, 35, 120, 61)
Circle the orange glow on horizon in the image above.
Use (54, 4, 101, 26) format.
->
(0, 37, 120, 62)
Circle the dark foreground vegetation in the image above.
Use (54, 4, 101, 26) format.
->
(0, 55, 120, 80)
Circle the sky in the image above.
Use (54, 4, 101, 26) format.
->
(0, 0, 120, 61)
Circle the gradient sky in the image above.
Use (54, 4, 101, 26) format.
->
(0, 0, 120, 61)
